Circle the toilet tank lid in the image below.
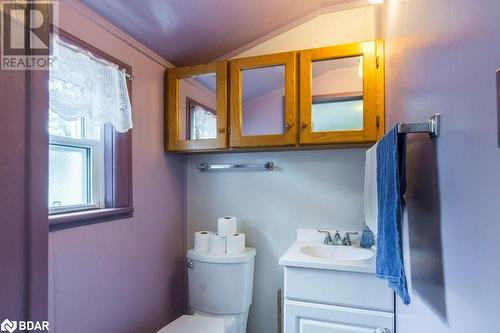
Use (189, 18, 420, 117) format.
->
(187, 248, 256, 264)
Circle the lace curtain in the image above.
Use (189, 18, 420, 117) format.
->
(49, 36, 133, 133)
(190, 105, 216, 140)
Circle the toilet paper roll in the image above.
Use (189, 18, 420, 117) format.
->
(193, 231, 213, 252)
(217, 216, 237, 237)
(226, 233, 246, 254)
(209, 233, 226, 254)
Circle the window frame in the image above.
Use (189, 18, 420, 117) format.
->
(48, 133, 105, 214)
(48, 27, 133, 231)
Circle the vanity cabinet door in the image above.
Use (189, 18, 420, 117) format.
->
(284, 300, 393, 333)
(166, 62, 228, 152)
(299, 40, 385, 145)
(229, 52, 297, 148)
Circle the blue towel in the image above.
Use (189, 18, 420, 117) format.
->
(376, 125, 410, 304)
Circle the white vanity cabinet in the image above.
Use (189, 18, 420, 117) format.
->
(285, 300, 393, 333)
(283, 266, 394, 333)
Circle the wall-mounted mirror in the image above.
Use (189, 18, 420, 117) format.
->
(242, 65, 285, 136)
(167, 62, 227, 151)
(230, 52, 296, 148)
(299, 41, 382, 144)
(179, 73, 217, 141)
(311, 56, 363, 132)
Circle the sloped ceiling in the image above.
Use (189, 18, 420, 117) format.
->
(79, 0, 360, 66)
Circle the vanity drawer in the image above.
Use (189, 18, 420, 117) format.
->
(284, 266, 394, 312)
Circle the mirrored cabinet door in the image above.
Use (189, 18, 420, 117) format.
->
(230, 52, 297, 148)
(299, 41, 384, 145)
(166, 62, 227, 151)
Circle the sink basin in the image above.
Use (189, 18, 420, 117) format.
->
(300, 245, 374, 261)
(279, 229, 376, 273)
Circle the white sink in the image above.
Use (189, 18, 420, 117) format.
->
(300, 245, 374, 261)
(279, 229, 376, 273)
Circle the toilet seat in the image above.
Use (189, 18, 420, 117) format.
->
(157, 315, 225, 333)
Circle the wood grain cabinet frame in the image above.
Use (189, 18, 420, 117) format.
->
(299, 40, 385, 145)
(166, 62, 228, 151)
(229, 51, 297, 148)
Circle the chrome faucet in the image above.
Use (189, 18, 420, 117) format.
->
(318, 230, 358, 246)
(342, 232, 358, 246)
(318, 230, 343, 245)
(332, 230, 343, 245)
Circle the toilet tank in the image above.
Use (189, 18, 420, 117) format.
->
(187, 248, 256, 315)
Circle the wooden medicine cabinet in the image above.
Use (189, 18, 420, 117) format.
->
(229, 51, 297, 148)
(165, 40, 385, 153)
(299, 40, 384, 145)
(166, 62, 228, 152)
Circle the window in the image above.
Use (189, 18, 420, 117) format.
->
(48, 29, 133, 230)
(48, 111, 104, 213)
(187, 97, 217, 140)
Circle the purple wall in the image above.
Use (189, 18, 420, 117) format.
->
(0, 44, 30, 322)
(48, 3, 187, 333)
(0, 2, 49, 323)
(380, 0, 500, 331)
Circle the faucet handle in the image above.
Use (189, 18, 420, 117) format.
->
(318, 230, 332, 244)
(342, 232, 358, 246)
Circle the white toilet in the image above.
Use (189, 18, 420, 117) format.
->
(158, 247, 256, 333)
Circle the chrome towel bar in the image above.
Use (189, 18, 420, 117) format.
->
(397, 113, 440, 138)
(197, 162, 274, 172)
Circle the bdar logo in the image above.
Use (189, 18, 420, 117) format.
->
(0, 319, 17, 333)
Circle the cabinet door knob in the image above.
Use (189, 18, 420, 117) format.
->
(285, 122, 293, 131)
(301, 122, 308, 130)
(218, 128, 225, 134)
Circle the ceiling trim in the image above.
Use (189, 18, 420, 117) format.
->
(62, 0, 174, 68)
(213, 0, 371, 62)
